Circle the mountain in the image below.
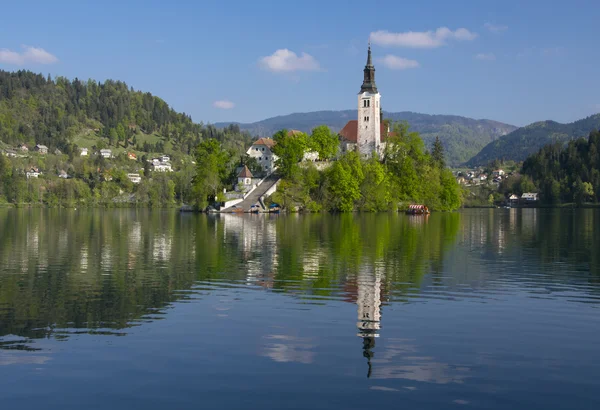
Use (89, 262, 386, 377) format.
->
(215, 110, 517, 165)
(468, 114, 600, 166)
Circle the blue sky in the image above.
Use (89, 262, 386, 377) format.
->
(0, 0, 599, 126)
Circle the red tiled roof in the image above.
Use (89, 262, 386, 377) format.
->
(253, 138, 276, 148)
(338, 120, 391, 143)
(287, 129, 304, 136)
(238, 165, 253, 178)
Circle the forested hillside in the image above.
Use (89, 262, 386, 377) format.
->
(0, 70, 253, 156)
(518, 129, 600, 204)
(468, 114, 600, 165)
(215, 110, 516, 165)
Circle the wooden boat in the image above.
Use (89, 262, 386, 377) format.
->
(406, 204, 430, 215)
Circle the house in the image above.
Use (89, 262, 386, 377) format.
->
(127, 152, 137, 160)
(521, 192, 539, 201)
(35, 144, 48, 154)
(26, 168, 41, 179)
(127, 173, 142, 184)
(479, 174, 488, 181)
(18, 144, 29, 152)
(509, 194, 519, 205)
(246, 138, 278, 174)
(3, 149, 17, 158)
(58, 170, 69, 179)
(160, 155, 170, 163)
(236, 165, 253, 192)
(100, 149, 112, 158)
(152, 162, 172, 172)
(80, 148, 89, 156)
(493, 169, 505, 178)
(456, 176, 466, 185)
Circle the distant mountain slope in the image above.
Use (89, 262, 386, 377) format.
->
(215, 110, 516, 166)
(468, 114, 600, 165)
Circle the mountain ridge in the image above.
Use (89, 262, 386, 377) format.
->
(467, 113, 600, 165)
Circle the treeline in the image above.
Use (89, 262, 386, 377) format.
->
(0, 152, 195, 207)
(0, 70, 254, 155)
(266, 122, 461, 212)
(519, 129, 600, 204)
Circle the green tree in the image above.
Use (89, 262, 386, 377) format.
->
(309, 125, 339, 160)
(192, 139, 229, 209)
(432, 136, 445, 168)
(272, 129, 307, 178)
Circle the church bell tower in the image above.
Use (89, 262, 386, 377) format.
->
(357, 42, 381, 157)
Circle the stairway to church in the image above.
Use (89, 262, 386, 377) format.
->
(221, 173, 280, 212)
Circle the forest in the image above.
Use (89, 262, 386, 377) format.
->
(518, 129, 600, 204)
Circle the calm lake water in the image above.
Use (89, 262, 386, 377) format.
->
(1, 209, 599, 409)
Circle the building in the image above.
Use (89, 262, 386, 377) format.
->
(493, 169, 505, 177)
(100, 149, 112, 158)
(127, 173, 142, 184)
(26, 168, 41, 179)
(18, 144, 28, 152)
(521, 192, 539, 201)
(128, 152, 137, 160)
(3, 149, 17, 158)
(152, 162, 172, 172)
(509, 194, 519, 205)
(246, 138, 277, 174)
(58, 170, 68, 179)
(35, 144, 48, 154)
(339, 43, 386, 158)
(236, 165, 253, 192)
(160, 155, 170, 163)
(80, 148, 89, 156)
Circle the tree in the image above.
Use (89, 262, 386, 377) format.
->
(271, 129, 307, 178)
(192, 139, 229, 209)
(432, 136, 445, 168)
(309, 125, 339, 160)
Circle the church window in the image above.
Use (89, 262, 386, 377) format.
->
(367, 100, 370, 107)
(262, 148, 265, 151)
(363, 100, 367, 107)
(259, 157, 262, 160)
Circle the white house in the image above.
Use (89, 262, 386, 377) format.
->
(522, 192, 539, 201)
(80, 148, 89, 156)
(236, 165, 253, 192)
(493, 169, 505, 177)
(246, 138, 277, 174)
(339, 43, 388, 158)
(152, 162, 172, 172)
(35, 144, 48, 154)
(127, 173, 142, 184)
(160, 155, 170, 163)
(26, 168, 41, 179)
(100, 149, 113, 158)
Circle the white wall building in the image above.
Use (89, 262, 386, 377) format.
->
(127, 173, 142, 184)
(100, 149, 112, 158)
(152, 163, 172, 172)
(246, 138, 278, 174)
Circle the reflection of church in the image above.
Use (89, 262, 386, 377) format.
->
(355, 268, 384, 378)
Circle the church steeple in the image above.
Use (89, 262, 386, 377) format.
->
(360, 42, 377, 94)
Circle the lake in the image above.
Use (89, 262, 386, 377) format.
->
(1, 209, 599, 409)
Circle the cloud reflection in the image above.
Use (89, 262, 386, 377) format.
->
(261, 334, 315, 364)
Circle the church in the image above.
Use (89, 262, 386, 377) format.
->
(339, 43, 389, 158)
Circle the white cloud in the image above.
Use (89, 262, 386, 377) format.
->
(378, 55, 420, 70)
(0, 45, 58, 65)
(484, 22, 508, 33)
(259, 49, 321, 73)
(370, 27, 477, 48)
(475, 52, 496, 61)
(213, 100, 235, 109)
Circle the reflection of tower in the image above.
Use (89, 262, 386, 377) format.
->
(356, 268, 382, 378)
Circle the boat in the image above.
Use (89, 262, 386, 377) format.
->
(249, 204, 261, 213)
(268, 203, 281, 214)
(405, 204, 430, 215)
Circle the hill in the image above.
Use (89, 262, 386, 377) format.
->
(468, 114, 600, 165)
(0, 69, 252, 157)
(215, 111, 517, 165)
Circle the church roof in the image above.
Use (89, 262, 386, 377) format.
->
(237, 165, 253, 178)
(253, 138, 276, 148)
(360, 43, 377, 94)
(339, 120, 392, 143)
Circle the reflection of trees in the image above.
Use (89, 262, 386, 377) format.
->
(0, 210, 462, 347)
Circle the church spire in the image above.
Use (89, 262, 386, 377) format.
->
(360, 41, 377, 93)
